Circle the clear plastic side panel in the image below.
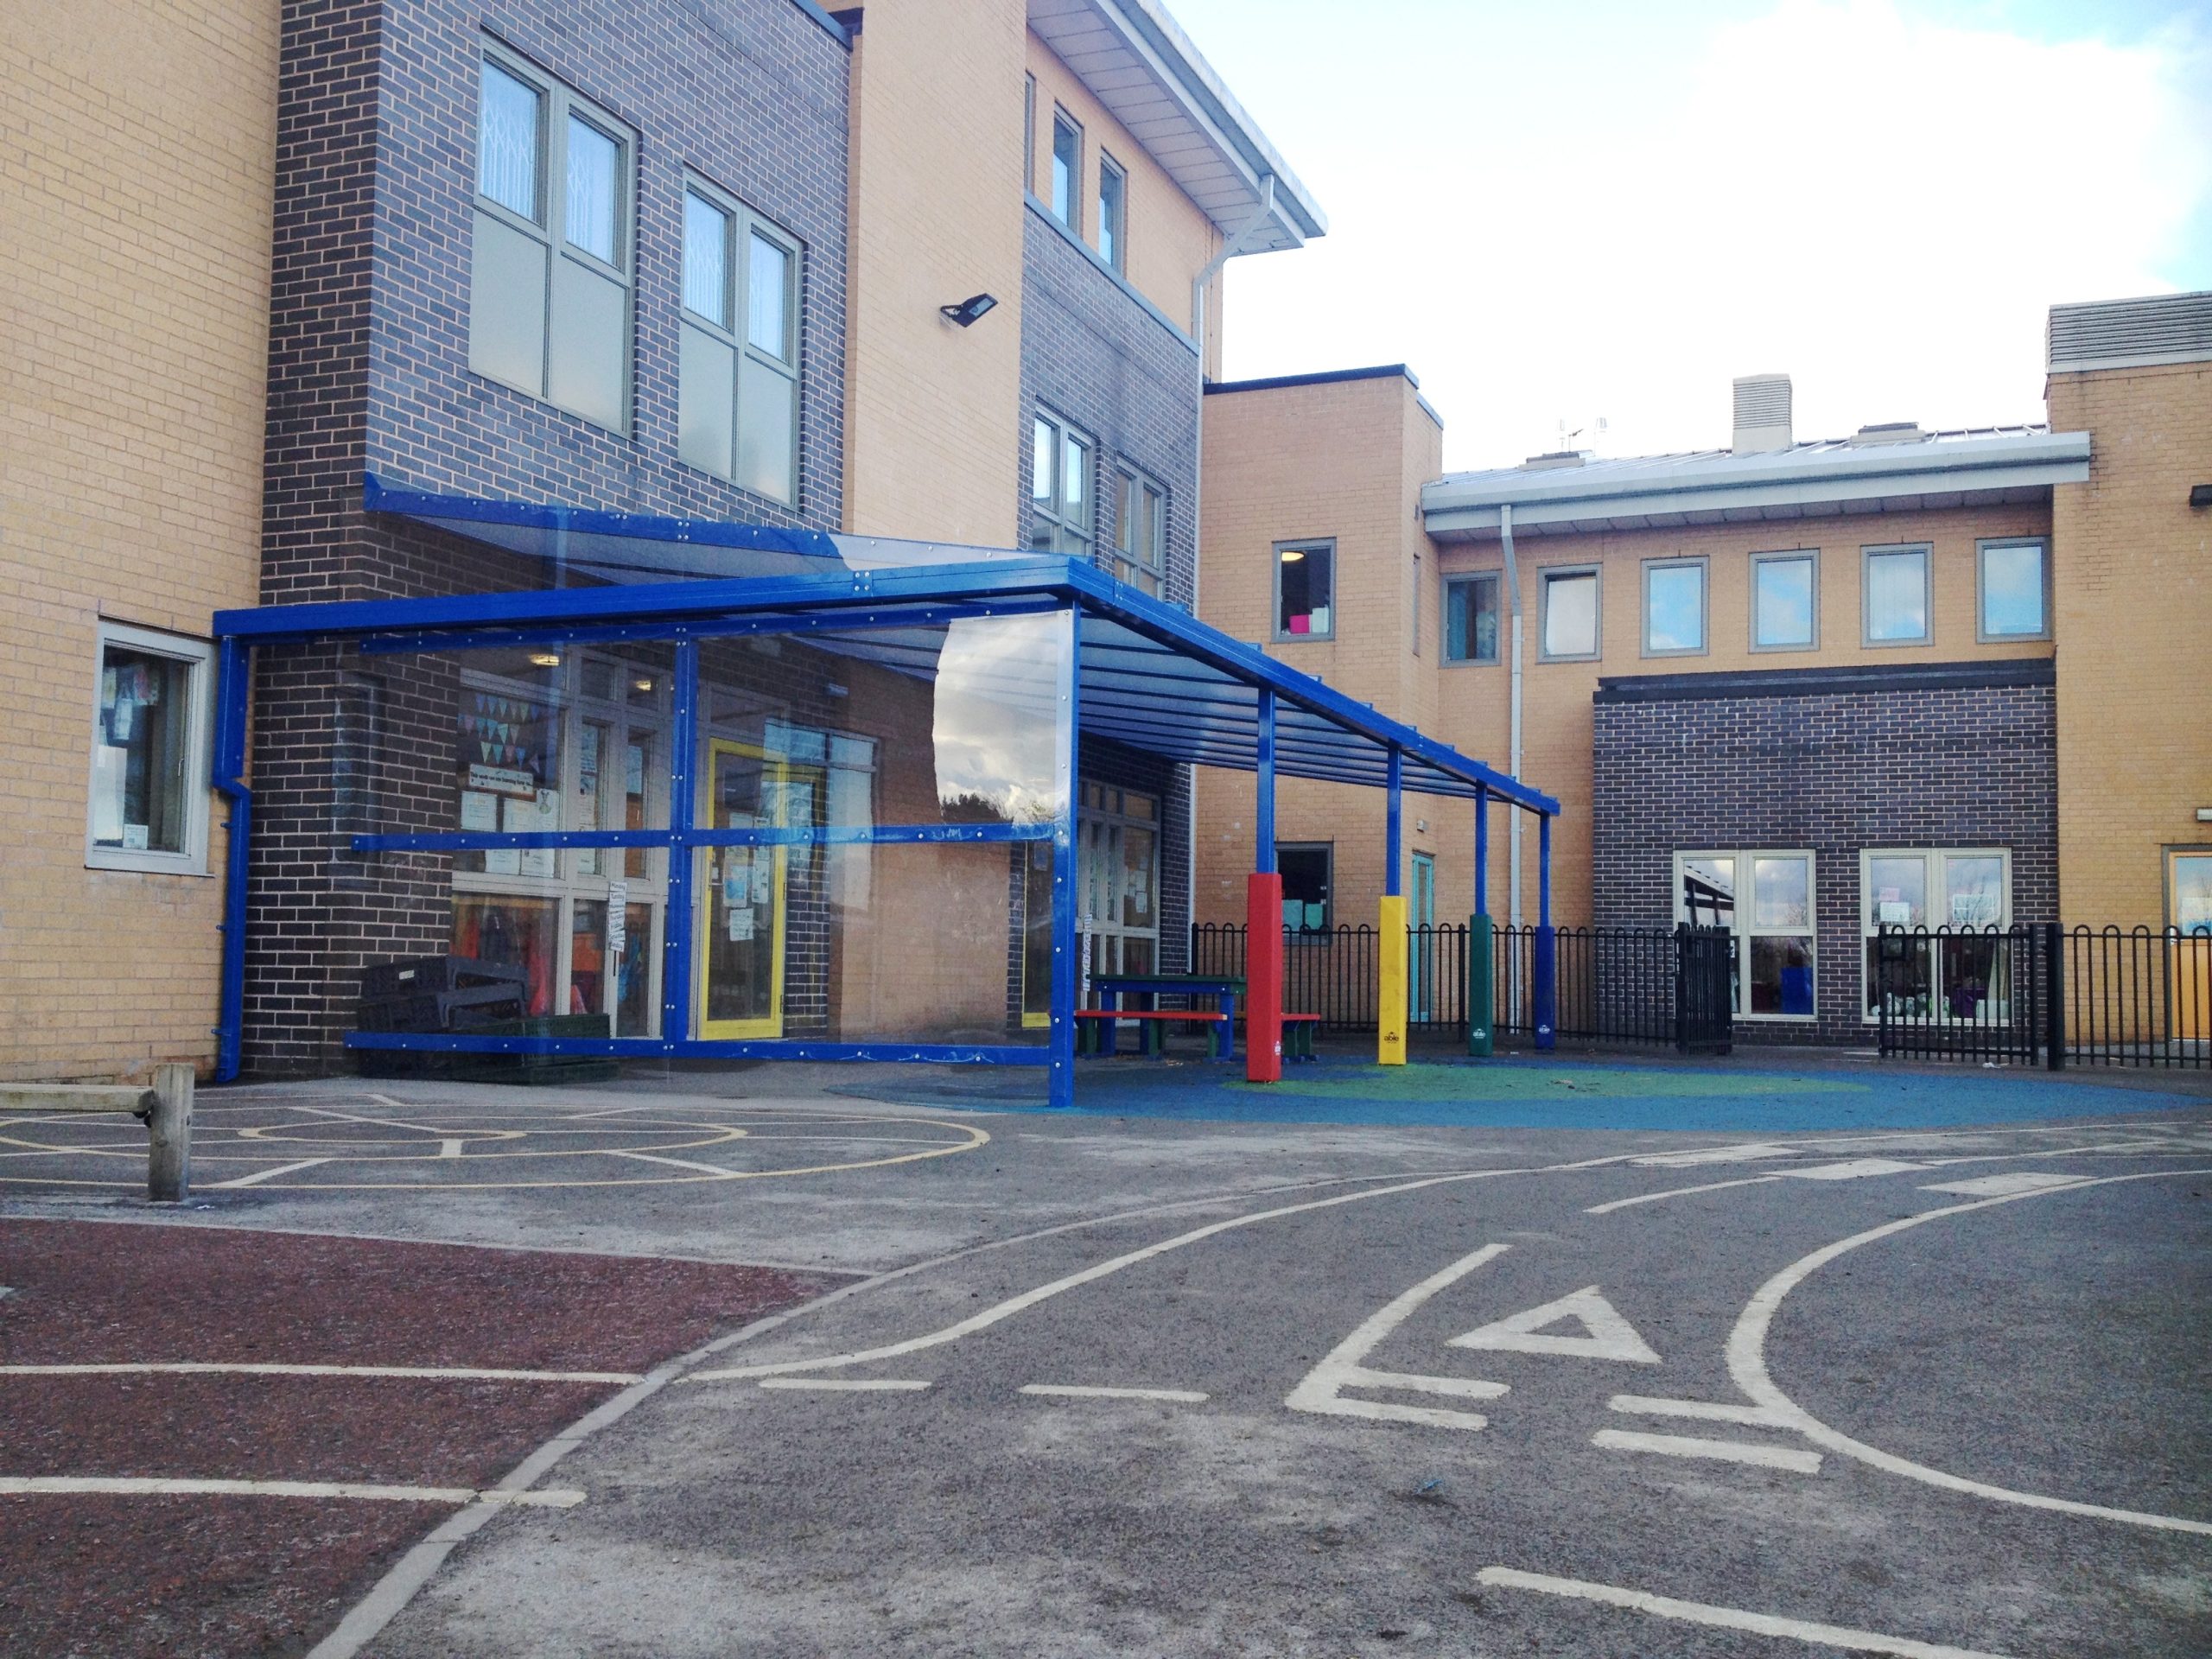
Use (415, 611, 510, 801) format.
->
(690, 842, 1051, 1047)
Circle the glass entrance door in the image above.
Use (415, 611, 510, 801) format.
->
(697, 740, 787, 1039)
(2172, 852, 2212, 1043)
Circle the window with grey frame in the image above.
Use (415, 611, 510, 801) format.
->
(1030, 410, 1093, 557)
(1977, 538, 2048, 640)
(1113, 466, 1166, 596)
(1022, 74, 1036, 193)
(1750, 550, 1818, 651)
(1274, 541, 1334, 639)
(1863, 543, 1931, 645)
(1050, 111, 1081, 228)
(1097, 152, 1127, 270)
(678, 176, 801, 504)
(1539, 566, 1599, 660)
(1443, 571, 1500, 664)
(470, 48, 633, 433)
(1643, 557, 1707, 656)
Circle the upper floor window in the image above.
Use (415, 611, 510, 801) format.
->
(1540, 566, 1600, 660)
(470, 48, 632, 434)
(1751, 550, 1818, 651)
(87, 623, 213, 874)
(1023, 74, 1037, 193)
(1863, 543, 1930, 645)
(1051, 111, 1081, 228)
(1097, 153, 1127, 271)
(1114, 467, 1166, 597)
(1275, 541, 1334, 639)
(1444, 573, 1500, 664)
(1978, 538, 2048, 640)
(1643, 557, 1707, 656)
(1030, 410, 1093, 557)
(678, 176, 801, 503)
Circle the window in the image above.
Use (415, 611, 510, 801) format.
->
(1278, 843, 1332, 931)
(1863, 544, 1931, 645)
(678, 175, 801, 502)
(1978, 538, 2048, 640)
(86, 623, 213, 874)
(1751, 550, 1818, 651)
(1675, 850, 1816, 1018)
(1444, 573, 1500, 664)
(1539, 567, 1599, 660)
(1051, 111, 1080, 228)
(1114, 467, 1166, 596)
(1023, 74, 1037, 194)
(1862, 849, 2013, 1023)
(1643, 557, 1707, 656)
(1411, 553, 1422, 657)
(469, 48, 632, 433)
(1274, 541, 1334, 639)
(1029, 410, 1093, 557)
(1097, 153, 1126, 270)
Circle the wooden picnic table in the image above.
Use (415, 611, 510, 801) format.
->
(1087, 974, 1246, 1059)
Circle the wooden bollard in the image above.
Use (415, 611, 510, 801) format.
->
(148, 1064, 194, 1203)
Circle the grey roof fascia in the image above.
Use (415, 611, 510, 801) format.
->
(1422, 432, 2090, 539)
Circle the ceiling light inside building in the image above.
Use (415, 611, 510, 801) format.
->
(529, 652, 561, 667)
(1279, 549, 1304, 563)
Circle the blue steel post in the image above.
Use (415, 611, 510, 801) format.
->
(1384, 747, 1403, 897)
(1533, 810, 1556, 1051)
(212, 638, 253, 1082)
(1255, 688, 1275, 872)
(1047, 607, 1081, 1109)
(1473, 783, 1489, 918)
(661, 638, 700, 1046)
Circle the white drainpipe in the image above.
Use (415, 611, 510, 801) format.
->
(1498, 502, 1525, 928)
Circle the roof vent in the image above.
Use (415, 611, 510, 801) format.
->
(1732, 374, 1792, 454)
(1852, 421, 1925, 445)
(1520, 450, 1586, 470)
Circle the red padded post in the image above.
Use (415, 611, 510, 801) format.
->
(1246, 871, 1283, 1084)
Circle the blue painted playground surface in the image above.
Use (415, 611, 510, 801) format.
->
(1011, 1055, 2201, 1134)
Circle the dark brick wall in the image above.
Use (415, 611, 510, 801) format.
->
(1591, 661, 2058, 1046)
(249, 0, 849, 1071)
(1015, 201, 1200, 609)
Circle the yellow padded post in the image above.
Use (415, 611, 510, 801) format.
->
(1377, 894, 1408, 1065)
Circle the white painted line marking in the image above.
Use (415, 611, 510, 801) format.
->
(1475, 1566, 2012, 1657)
(1592, 1427, 1823, 1473)
(1286, 1243, 1512, 1430)
(1585, 1174, 1785, 1214)
(602, 1150, 741, 1179)
(1608, 1393, 1792, 1428)
(1630, 1143, 1796, 1167)
(211, 1158, 334, 1189)
(1451, 1287, 1661, 1365)
(0, 1362, 644, 1384)
(1357, 1370, 1510, 1401)
(1918, 1172, 2091, 1198)
(1019, 1384, 1208, 1403)
(0, 1476, 584, 1508)
(438, 1139, 466, 1160)
(1727, 1166, 2212, 1536)
(756, 1376, 931, 1392)
(1782, 1159, 1926, 1181)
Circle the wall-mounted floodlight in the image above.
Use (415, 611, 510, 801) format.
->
(939, 293, 998, 327)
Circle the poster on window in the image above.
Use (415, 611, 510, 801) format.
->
(1950, 891, 1998, 926)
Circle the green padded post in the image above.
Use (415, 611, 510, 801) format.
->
(1467, 912, 1494, 1058)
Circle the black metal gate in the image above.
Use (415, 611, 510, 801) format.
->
(1674, 925, 1734, 1054)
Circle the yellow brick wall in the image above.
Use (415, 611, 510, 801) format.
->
(842, 1, 1030, 545)
(1194, 373, 1446, 923)
(2046, 359, 2212, 925)
(1195, 380, 2064, 936)
(0, 0, 276, 1082)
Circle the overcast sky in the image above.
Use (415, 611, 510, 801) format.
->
(1181, 0, 2212, 471)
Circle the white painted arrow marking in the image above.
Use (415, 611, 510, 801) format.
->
(1286, 1243, 1513, 1429)
(1448, 1286, 1661, 1364)
(1919, 1172, 2088, 1198)
(1782, 1158, 1925, 1181)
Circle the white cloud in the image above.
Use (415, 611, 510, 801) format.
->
(1217, 1, 2212, 467)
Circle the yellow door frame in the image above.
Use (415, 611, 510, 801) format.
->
(697, 739, 789, 1040)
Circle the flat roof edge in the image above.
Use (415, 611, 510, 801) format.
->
(1206, 364, 1416, 396)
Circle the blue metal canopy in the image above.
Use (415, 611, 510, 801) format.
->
(219, 477, 1559, 815)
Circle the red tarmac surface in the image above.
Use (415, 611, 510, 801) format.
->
(0, 1218, 837, 1657)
